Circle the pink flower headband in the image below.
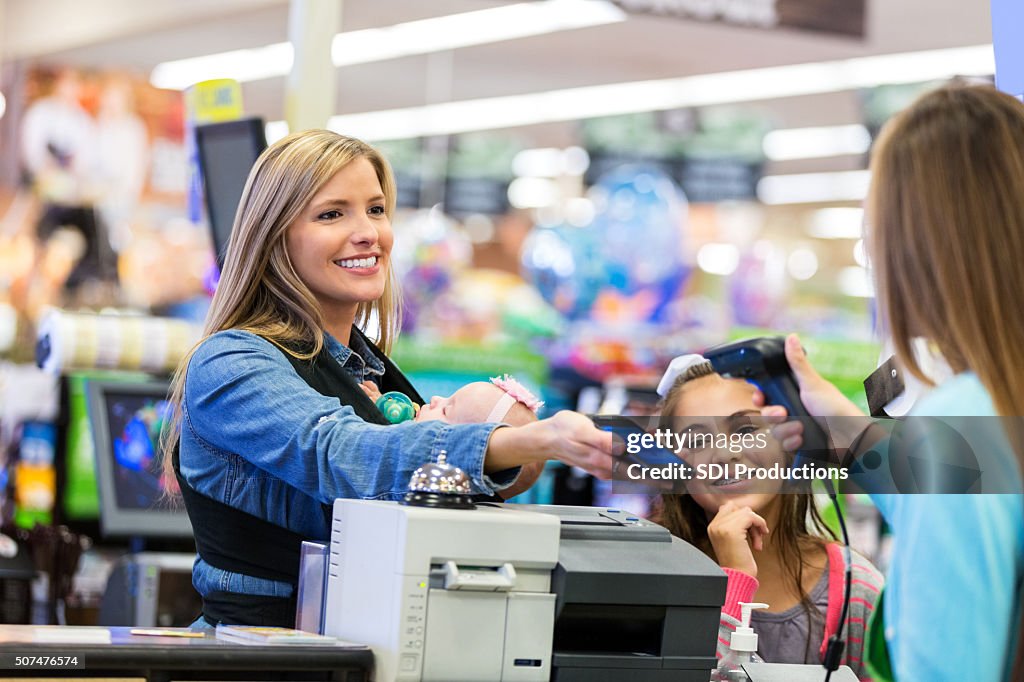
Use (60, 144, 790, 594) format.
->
(486, 374, 545, 422)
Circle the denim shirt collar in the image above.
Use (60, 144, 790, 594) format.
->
(323, 328, 386, 384)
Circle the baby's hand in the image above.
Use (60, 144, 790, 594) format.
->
(360, 381, 382, 403)
(707, 501, 769, 579)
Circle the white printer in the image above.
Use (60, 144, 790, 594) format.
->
(323, 455, 561, 682)
(322, 455, 725, 682)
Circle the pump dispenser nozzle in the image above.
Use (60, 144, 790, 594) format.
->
(731, 602, 769, 653)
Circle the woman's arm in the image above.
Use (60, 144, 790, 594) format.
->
(183, 331, 613, 501)
(485, 411, 614, 478)
(184, 331, 506, 500)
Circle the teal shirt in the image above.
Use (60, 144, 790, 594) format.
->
(870, 373, 1023, 681)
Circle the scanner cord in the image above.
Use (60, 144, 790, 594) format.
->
(822, 477, 852, 682)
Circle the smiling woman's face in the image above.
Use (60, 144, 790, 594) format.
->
(671, 374, 787, 516)
(285, 157, 393, 324)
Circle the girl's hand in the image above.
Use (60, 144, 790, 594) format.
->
(707, 501, 769, 579)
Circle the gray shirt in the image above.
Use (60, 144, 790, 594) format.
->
(750, 568, 829, 665)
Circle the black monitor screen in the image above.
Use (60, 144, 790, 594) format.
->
(88, 380, 192, 538)
(195, 118, 267, 267)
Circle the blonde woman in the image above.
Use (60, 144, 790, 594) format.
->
(767, 85, 1024, 681)
(161, 130, 612, 627)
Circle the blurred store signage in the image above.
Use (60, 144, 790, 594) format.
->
(585, 152, 759, 203)
(583, 109, 765, 202)
(443, 177, 511, 217)
(611, 0, 865, 38)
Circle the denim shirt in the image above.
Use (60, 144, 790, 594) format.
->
(180, 329, 513, 601)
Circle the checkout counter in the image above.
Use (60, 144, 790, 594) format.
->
(322, 455, 726, 682)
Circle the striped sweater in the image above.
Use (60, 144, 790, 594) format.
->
(716, 543, 885, 680)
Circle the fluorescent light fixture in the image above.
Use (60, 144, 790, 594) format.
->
(757, 170, 871, 205)
(807, 207, 865, 238)
(787, 248, 819, 281)
(508, 177, 560, 209)
(763, 124, 871, 161)
(697, 243, 740, 276)
(151, 0, 625, 90)
(152, 43, 294, 90)
(513, 148, 566, 178)
(331, 0, 626, 67)
(838, 266, 874, 298)
(513, 146, 592, 178)
(323, 44, 993, 141)
(0, 91, 6, 120)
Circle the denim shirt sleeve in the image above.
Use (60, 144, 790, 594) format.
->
(183, 330, 514, 501)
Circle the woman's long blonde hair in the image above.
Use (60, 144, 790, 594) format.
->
(160, 130, 402, 481)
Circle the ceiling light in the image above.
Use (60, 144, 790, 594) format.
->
(697, 243, 740, 276)
(0, 91, 6, 120)
(763, 124, 871, 161)
(152, 43, 294, 90)
(331, 0, 626, 67)
(807, 207, 865, 238)
(321, 44, 992, 140)
(151, 0, 625, 90)
(513, 148, 566, 178)
(757, 170, 871, 205)
(508, 177, 560, 209)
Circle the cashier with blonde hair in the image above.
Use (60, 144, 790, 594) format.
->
(161, 130, 613, 627)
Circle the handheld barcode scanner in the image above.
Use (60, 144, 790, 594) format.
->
(703, 337, 832, 468)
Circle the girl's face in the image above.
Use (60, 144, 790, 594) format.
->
(671, 375, 787, 517)
(286, 157, 393, 323)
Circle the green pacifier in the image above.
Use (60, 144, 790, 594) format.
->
(376, 391, 417, 423)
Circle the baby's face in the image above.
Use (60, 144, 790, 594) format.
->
(415, 382, 505, 424)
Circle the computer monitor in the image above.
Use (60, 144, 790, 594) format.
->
(194, 117, 267, 267)
(86, 380, 193, 538)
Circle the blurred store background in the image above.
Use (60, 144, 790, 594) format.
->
(0, 0, 996, 625)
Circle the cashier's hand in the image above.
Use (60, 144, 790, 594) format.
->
(753, 334, 867, 454)
(360, 381, 383, 403)
(486, 411, 616, 480)
(707, 501, 769, 579)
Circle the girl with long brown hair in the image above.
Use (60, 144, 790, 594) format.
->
(768, 84, 1024, 681)
(654, 356, 882, 678)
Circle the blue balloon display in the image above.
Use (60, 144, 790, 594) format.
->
(521, 165, 690, 322)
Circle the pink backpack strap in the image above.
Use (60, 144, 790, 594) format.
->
(819, 542, 846, 661)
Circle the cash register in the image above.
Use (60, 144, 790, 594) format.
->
(322, 455, 726, 682)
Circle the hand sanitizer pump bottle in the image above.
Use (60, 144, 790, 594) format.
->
(711, 602, 768, 682)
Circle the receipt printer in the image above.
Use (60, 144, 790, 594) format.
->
(324, 499, 561, 682)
